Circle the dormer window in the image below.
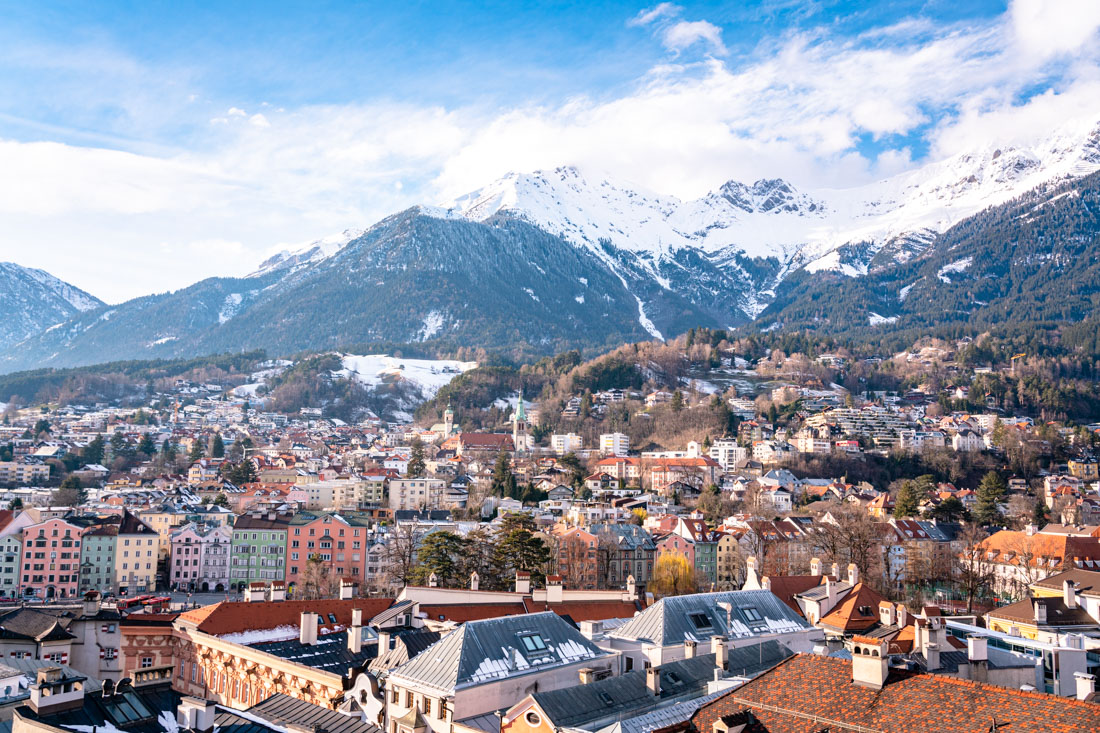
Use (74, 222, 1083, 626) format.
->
(520, 634, 547, 652)
(688, 612, 712, 630)
(741, 607, 762, 622)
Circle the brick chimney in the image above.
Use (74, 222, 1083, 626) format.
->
(684, 639, 697, 659)
(646, 666, 661, 696)
(578, 668, 595, 685)
(300, 612, 318, 645)
(851, 636, 888, 690)
(348, 608, 364, 654)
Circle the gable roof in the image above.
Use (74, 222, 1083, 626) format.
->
(818, 583, 888, 633)
(610, 590, 810, 646)
(390, 611, 609, 691)
(178, 598, 393, 636)
(689, 653, 1100, 733)
(215, 693, 380, 733)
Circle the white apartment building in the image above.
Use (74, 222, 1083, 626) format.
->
(708, 439, 747, 470)
(388, 478, 446, 511)
(550, 433, 583, 454)
(599, 432, 630, 457)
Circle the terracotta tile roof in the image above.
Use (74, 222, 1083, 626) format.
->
(761, 575, 825, 614)
(180, 598, 394, 636)
(523, 599, 644, 621)
(689, 653, 1100, 733)
(819, 583, 888, 632)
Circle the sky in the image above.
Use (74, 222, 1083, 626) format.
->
(2, 0, 1099, 303)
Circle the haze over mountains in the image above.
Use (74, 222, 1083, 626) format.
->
(3, 116, 1100, 373)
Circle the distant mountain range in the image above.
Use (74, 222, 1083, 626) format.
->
(0, 263, 102, 353)
(3, 116, 1100, 373)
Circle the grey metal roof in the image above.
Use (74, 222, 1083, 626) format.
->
(368, 629, 442, 675)
(598, 689, 729, 733)
(215, 694, 380, 733)
(793, 581, 853, 602)
(248, 629, 378, 674)
(370, 599, 416, 627)
(609, 590, 810, 645)
(532, 654, 719, 728)
(390, 611, 610, 691)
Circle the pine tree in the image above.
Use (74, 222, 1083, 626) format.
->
(407, 438, 426, 478)
(161, 439, 177, 461)
(83, 435, 105, 465)
(189, 439, 204, 461)
(670, 390, 684, 412)
(137, 433, 156, 456)
(211, 433, 225, 458)
(973, 471, 1007, 526)
(491, 450, 515, 497)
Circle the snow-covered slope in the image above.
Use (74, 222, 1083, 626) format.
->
(249, 228, 366, 277)
(439, 117, 1100, 288)
(0, 262, 103, 350)
(336, 354, 477, 397)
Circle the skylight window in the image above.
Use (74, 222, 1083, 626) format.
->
(741, 607, 762, 622)
(688, 612, 712, 630)
(520, 633, 547, 652)
(328, 613, 337, 623)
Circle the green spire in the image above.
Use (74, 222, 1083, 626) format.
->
(514, 390, 526, 422)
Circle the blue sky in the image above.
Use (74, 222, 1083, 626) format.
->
(1, 0, 1098, 301)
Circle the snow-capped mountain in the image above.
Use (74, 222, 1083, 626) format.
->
(249, 228, 366, 277)
(439, 116, 1100, 304)
(0, 262, 103, 351)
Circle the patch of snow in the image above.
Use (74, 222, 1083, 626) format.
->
(937, 257, 973, 283)
(869, 312, 899, 325)
(418, 310, 445, 341)
(219, 293, 244, 324)
(633, 295, 663, 341)
(898, 283, 914, 301)
(149, 336, 178, 346)
(337, 354, 477, 398)
(523, 287, 540, 302)
(217, 624, 300, 645)
(249, 228, 365, 277)
(575, 295, 585, 304)
(578, 277, 588, 286)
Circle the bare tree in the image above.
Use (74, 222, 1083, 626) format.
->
(814, 504, 887, 586)
(956, 524, 995, 613)
(383, 522, 426, 588)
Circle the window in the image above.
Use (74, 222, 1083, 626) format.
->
(141, 657, 153, 668)
(525, 712, 541, 726)
(741, 607, 762, 622)
(520, 634, 547, 652)
(328, 613, 337, 623)
(688, 612, 712, 630)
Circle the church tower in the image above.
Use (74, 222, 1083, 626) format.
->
(512, 390, 528, 453)
(443, 404, 454, 436)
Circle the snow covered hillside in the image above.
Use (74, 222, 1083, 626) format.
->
(336, 354, 476, 397)
(0, 262, 103, 351)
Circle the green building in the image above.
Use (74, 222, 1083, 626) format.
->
(230, 510, 292, 591)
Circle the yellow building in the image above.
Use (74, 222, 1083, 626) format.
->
(1068, 459, 1099, 481)
(115, 510, 158, 595)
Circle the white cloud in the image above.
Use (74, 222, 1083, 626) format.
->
(662, 20, 728, 56)
(629, 3, 681, 27)
(1010, 0, 1100, 59)
(1, 3, 1099, 303)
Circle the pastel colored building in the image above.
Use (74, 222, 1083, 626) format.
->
(286, 511, 374, 589)
(20, 516, 86, 599)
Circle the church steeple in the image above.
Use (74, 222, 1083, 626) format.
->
(512, 390, 528, 453)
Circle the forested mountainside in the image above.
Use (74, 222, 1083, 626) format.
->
(755, 169, 1100, 341)
(0, 263, 102, 352)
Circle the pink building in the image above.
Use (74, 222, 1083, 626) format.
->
(21, 517, 86, 600)
(655, 532, 695, 566)
(170, 522, 232, 592)
(285, 511, 372, 590)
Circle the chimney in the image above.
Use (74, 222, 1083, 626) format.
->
(470, 572, 480, 591)
(377, 630, 391, 652)
(967, 636, 988, 662)
(684, 639, 697, 659)
(579, 620, 603, 639)
(339, 578, 358, 600)
(1074, 672, 1096, 701)
(851, 636, 889, 690)
(825, 576, 837, 608)
(515, 571, 531, 594)
(879, 602, 895, 627)
(745, 556, 757, 584)
(300, 612, 318, 645)
(269, 581, 286, 602)
(1034, 600, 1047, 625)
(546, 575, 563, 604)
(29, 667, 85, 714)
(348, 608, 364, 654)
(244, 583, 265, 602)
(646, 666, 661, 696)
(83, 591, 102, 617)
(428, 572, 438, 588)
(831, 562, 840, 578)
(1064, 579, 1077, 609)
(710, 636, 728, 671)
(267, 511, 276, 521)
(847, 563, 859, 586)
(809, 557, 822, 576)
(925, 642, 940, 672)
(896, 604, 908, 628)
(177, 697, 217, 733)
(578, 668, 596, 685)
(626, 574, 637, 599)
